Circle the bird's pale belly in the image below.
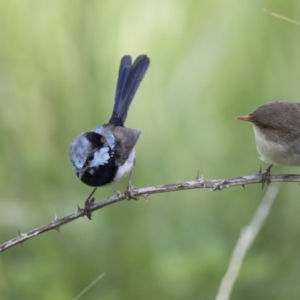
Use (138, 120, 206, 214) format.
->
(253, 126, 300, 166)
(114, 149, 135, 182)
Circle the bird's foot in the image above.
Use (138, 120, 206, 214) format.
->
(124, 160, 138, 200)
(125, 182, 138, 200)
(82, 187, 97, 220)
(260, 164, 273, 189)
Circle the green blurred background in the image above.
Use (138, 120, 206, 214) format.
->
(1, 0, 300, 299)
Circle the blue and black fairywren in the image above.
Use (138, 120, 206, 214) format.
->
(69, 55, 150, 188)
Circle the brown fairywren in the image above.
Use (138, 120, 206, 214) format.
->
(237, 101, 300, 166)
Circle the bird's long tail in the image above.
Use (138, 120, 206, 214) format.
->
(109, 55, 150, 126)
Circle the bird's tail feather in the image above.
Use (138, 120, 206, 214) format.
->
(109, 55, 150, 126)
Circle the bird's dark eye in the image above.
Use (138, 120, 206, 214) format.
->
(83, 153, 95, 168)
(261, 124, 272, 129)
(87, 153, 95, 162)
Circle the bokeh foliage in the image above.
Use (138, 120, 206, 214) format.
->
(1, 0, 300, 299)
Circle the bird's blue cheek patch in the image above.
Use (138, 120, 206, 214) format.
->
(89, 146, 112, 167)
(69, 136, 91, 169)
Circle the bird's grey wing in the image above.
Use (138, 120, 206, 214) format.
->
(93, 124, 141, 165)
(112, 126, 141, 165)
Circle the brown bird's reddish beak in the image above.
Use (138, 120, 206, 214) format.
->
(236, 114, 253, 122)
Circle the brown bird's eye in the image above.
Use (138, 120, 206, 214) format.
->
(261, 124, 272, 129)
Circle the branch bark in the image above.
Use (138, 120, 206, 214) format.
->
(0, 173, 298, 253)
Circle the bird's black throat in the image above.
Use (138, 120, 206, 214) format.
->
(79, 131, 118, 187)
(80, 162, 118, 187)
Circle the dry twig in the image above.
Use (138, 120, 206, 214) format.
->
(0, 173, 297, 253)
(215, 184, 280, 300)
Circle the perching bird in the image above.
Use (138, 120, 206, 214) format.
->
(236, 101, 300, 167)
(69, 55, 150, 189)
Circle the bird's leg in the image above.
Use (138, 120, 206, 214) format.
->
(125, 159, 138, 200)
(260, 164, 273, 189)
(83, 187, 97, 220)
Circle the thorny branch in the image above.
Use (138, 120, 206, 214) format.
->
(0, 173, 299, 253)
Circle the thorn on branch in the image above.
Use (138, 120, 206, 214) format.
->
(211, 181, 228, 191)
(142, 193, 149, 204)
(17, 230, 25, 244)
(114, 190, 123, 197)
